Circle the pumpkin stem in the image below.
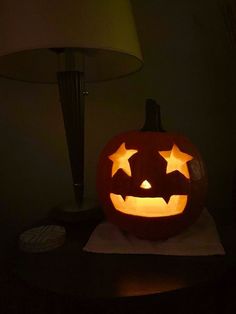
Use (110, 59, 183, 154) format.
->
(141, 99, 165, 132)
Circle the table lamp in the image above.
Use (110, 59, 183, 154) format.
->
(0, 0, 143, 219)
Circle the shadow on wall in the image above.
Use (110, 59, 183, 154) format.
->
(0, 0, 235, 258)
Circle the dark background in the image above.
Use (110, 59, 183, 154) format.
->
(0, 0, 235, 260)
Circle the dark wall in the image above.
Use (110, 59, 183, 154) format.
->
(0, 0, 236, 258)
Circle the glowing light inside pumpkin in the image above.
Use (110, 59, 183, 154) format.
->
(109, 142, 138, 177)
(140, 180, 152, 189)
(159, 144, 193, 179)
(110, 193, 187, 217)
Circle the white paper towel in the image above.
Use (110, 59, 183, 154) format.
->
(84, 209, 225, 256)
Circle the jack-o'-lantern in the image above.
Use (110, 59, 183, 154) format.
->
(97, 99, 207, 240)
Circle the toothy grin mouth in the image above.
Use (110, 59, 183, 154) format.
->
(110, 193, 187, 217)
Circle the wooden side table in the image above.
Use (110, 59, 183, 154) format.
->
(14, 208, 236, 314)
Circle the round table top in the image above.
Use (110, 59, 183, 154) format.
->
(16, 208, 234, 300)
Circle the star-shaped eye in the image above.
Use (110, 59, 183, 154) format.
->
(109, 142, 138, 177)
(158, 144, 193, 179)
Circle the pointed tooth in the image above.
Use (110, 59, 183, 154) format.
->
(120, 193, 126, 201)
(162, 195, 171, 204)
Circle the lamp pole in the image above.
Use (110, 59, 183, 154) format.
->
(50, 49, 100, 221)
(57, 70, 85, 208)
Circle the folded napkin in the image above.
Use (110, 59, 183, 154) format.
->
(84, 209, 225, 256)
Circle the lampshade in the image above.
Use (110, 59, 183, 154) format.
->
(0, 0, 143, 83)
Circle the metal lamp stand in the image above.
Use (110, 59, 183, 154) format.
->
(50, 65, 99, 222)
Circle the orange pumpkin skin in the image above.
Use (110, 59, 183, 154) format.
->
(97, 130, 207, 240)
(97, 100, 207, 240)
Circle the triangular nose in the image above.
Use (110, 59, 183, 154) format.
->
(140, 180, 152, 189)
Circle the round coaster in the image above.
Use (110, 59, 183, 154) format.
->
(19, 225, 66, 253)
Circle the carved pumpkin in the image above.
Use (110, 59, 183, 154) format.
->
(97, 99, 207, 240)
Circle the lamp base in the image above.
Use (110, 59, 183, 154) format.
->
(50, 198, 103, 223)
